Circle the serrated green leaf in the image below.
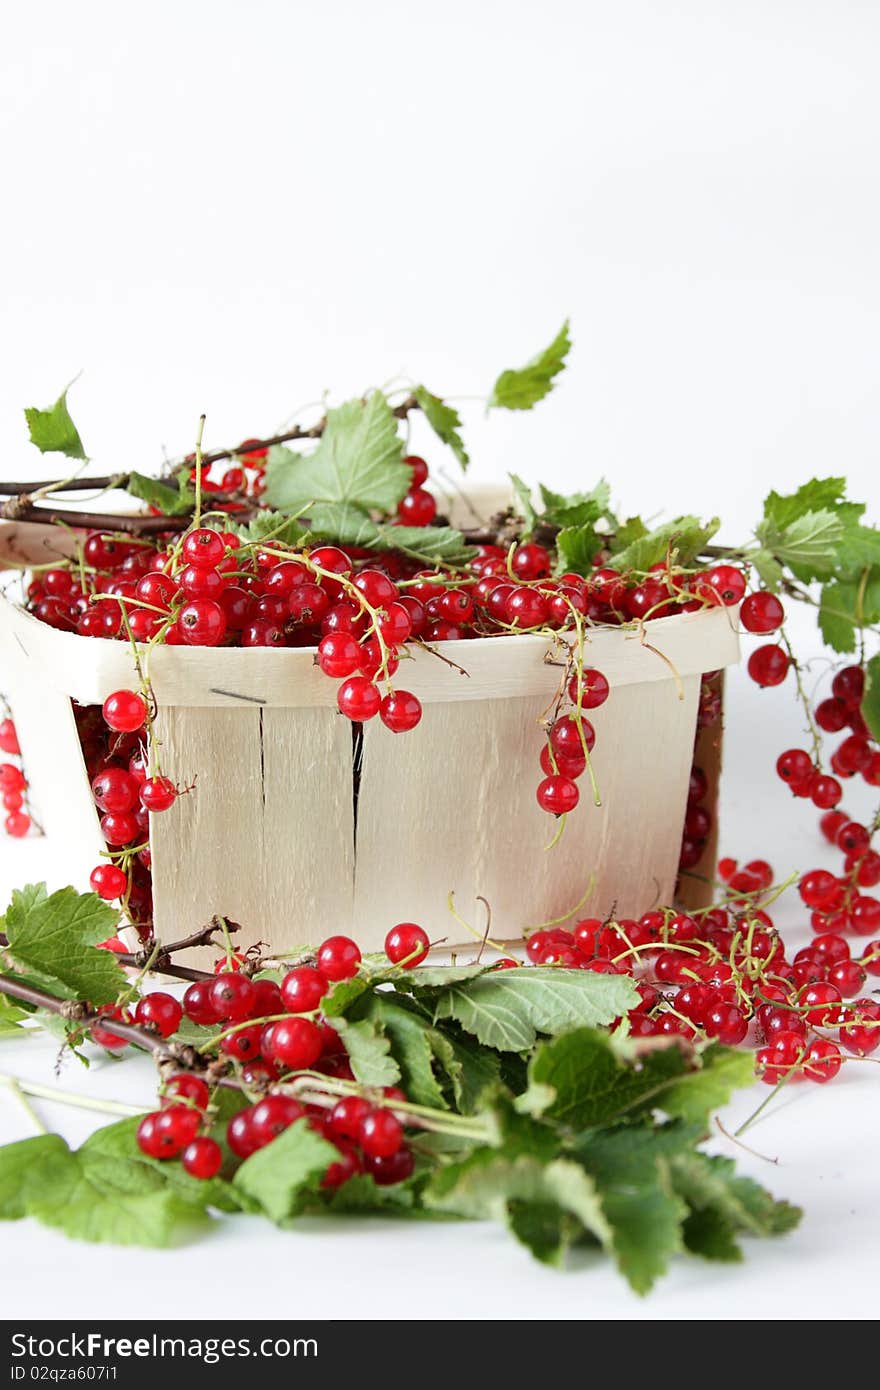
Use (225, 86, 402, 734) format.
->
(367, 996, 448, 1109)
(659, 1044, 756, 1124)
(818, 581, 859, 653)
(2, 885, 125, 1007)
(264, 393, 410, 513)
(24, 385, 87, 460)
(332, 1015, 401, 1087)
(426, 1150, 611, 1252)
(554, 523, 602, 577)
(403, 964, 494, 990)
(0, 995, 30, 1037)
(611, 516, 648, 553)
(681, 1205, 743, 1261)
(126, 471, 196, 517)
(762, 477, 857, 530)
(749, 547, 784, 593)
(0, 1134, 70, 1218)
(509, 473, 538, 537)
(433, 968, 638, 1052)
(428, 1026, 501, 1114)
(234, 510, 310, 547)
(414, 387, 469, 470)
(320, 975, 371, 1018)
(304, 502, 471, 565)
(490, 321, 571, 410)
(19, 1127, 207, 1247)
(861, 653, 880, 743)
(320, 1172, 420, 1214)
(756, 508, 845, 581)
(669, 1151, 801, 1241)
(610, 516, 720, 573)
(82, 1117, 242, 1214)
(233, 1118, 338, 1223)
(539, 480, 612, 531)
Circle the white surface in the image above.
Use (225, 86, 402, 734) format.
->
(0, 0, 879, 1322)
(1, 607, 879, 1319)
(0, 2, 878, 542)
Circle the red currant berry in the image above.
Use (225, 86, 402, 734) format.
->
(182, 528, 227, 569)
(384, 922, 430, 967)
(91, 767, 139, 814)
(353, 569, 398, 607)
(280, 966, 328, 1014)
(815, 697, 849, 733)
(366, 1146, 415, 1186)
(102, 690, 147, 733)
(178, 599, 227, 646)
(209, 972, 256, 1022)
(505, 588, 549, 629)
(775, 748, 813, 787)
(747, 645, 789, 687)
(182, 1136, 223, 1179)
(316, 935, 361, 981)
(89, 863, 128, 901)
(161, 1074, 210, 1110)
(397, 487, 437, 526)
(139, 776, 177, 813)
(379, 690, 422, 733)
(134, 992, 183, 1038)
(328, 1095, 372, 1141)
(851, 895, 880, 936)
(183, 980, 220, 1026)
(802, 1038, 842, 1083)
(358, 1107, 404, 1159)
(511, 544, 551, 581)
(227, 1108, 259, 1158)
(264, 1017, 323, 1070)
(810, 774, 842, 809)
(536, 774, 579, 816)
(567, 667, 609, 709)
(337, 676, 381, 721)
(831, 665, 865, 707)
(704, 565, 746, 606)
(740, 591, 784, 633)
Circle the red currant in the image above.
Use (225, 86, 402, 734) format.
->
(385, 922, 430, 967)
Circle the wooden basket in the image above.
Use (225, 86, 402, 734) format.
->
(0, 537, 739, 952)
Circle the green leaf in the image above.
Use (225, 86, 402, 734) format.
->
(126, 471, 196, 517)
(234, 1118, 338, 1223)
(755, 508, 846, 581)
(432, 968, 638, 1052)
(428, 1026, 502, 1114)
(426, 1150, 611, 1255)
(862, 653, 880, 743)
(592, 1161, 685, 1294)
(5, 1126, 208, 1247)
(669, 1151, 801, 1241)
(320, 975, 372, 1019)
(818, 581, 859, 653)
(414, 387, 469, 470)
(81, 1117, 242, 1215)
(836, 523, 880, 574)
(264, 393, 410, 513)
(320, 1172, 420, 1214)
(0, 995, 30, 1037)
(332, 1016, 401, 1087)
(658, 1044, 756, 1125)
(522, 1030, 754, 1131)
(509, 473, 538, 537)
(762, 477, 857, 531)
(402, 964, 494, 990)
(24, 384, 87, 460)
(489, 320, 571, 410)
(234, 510, 309, 547)
(2, 885, 125, 1006)
(0, 1134, 70, 1218)
(681, 1205, 743, 1261)
(554, 524, 602, 577)
(304, 502, 471, 565)
(539, 480, 613, 531)
(611, 516, 648, 553)
(368, 996, 448, 1109)
(749, 547, 784, 594)
(609, 516, 720, 573)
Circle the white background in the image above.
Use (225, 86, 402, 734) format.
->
(0, 0, 879, 1321)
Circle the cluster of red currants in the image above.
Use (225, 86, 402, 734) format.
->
(0, 712, 31, 839)
(133, 922, 432, 1187)
(535, 666, 609, 817)
(525, 891, 879, 1082)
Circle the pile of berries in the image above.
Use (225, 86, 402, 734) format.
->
(0, 711, 32, 840)
(133, 923, 432, 1187)
(524, 892, 880, 1083)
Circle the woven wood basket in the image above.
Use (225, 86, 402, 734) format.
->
(0, 513, 739, 953)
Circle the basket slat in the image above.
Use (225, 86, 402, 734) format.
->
(353, 674, 700, 949)
(150, 705, 355, 954)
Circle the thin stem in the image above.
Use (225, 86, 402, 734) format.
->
(0, 1074, 143, 1118)
(2, 1077, 48, 1133)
